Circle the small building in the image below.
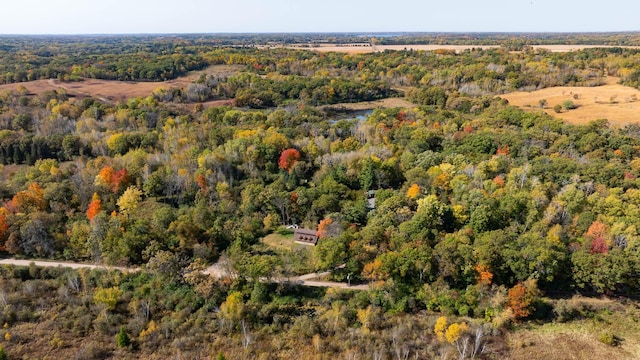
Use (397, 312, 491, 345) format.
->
(294, 228, 319, 246)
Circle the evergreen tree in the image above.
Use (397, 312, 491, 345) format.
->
(116, 326, 131, 348)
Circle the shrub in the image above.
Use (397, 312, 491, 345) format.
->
(598, 332, 616, 346)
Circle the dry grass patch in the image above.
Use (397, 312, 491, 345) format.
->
(321, 97, 416, 111)
(500, 77, 640, 126)
(507, 299, 640, 360)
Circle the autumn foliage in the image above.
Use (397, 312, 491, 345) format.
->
(196, 174, 208, 192)
(507, 280, 540, 321)
(585, 220, 608, 240)
(406, 183, 420, 199)
(278, 148, 301, 171)
(496, 145, 510, 156)
(316, 217, 333, 238)
(590, 237, 609, 254)
(96, 166, 129, 193)
(0, 210, 8, 251)
(10, 183, 46, 213)
(87, 193, 102, 221)
(474, 264, 494, 286)
(362, 258, 385, 283)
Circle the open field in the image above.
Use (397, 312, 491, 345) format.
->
(500, 77, 640, 126)
(282, 44, 640, 54)
(0, 64, 243, 104)
(506, 299, 640, 360)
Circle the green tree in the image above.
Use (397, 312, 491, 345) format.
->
(116, 326, 131, 348)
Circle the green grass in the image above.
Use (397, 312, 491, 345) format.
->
(262, 231, 296, 250)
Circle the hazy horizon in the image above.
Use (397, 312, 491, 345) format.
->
(1, 0, 638, 35)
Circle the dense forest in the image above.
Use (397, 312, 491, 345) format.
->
(1, 34, 640, 359)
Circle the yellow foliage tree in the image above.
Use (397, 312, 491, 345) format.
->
(139, 320, 160, 338)
(221, 291, 244, 322)
(434, 316, 447, 342)
(93, 286, 123, 311)
(116, 186, 142, 218)
(445, 322, 468, 344)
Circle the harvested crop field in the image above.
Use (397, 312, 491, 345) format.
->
(283, 44, 640, 54)
(500, 77, 640, 126)
(0, 64, 243, 104)
(283, 44, 500, 53)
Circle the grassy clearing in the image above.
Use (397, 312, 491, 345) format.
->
(500, 77, 640, 126)
(262, 229, 297, 251)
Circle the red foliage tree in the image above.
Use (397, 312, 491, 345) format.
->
(278, 148, 301, 171)
(0, 209, 8, 251)
(590, 237, 609, 254)
(111, 169, 129, 193)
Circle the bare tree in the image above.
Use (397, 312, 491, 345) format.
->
(241, 319, 252, 350)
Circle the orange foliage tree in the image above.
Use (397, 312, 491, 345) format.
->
(86, 193, 102, 221)
(196, 174, 208, 193)
(10, 183, 46, 213)
(496, 145, 510, 156)
(362, 258, 386, 283)
(406, 183, 420, 199)
(585, 220, 608, 240)
(316, 217, 333, 238)
(474, 264, 493, 286)
(507, 279, 540, 321)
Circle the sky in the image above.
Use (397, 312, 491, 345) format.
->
(1, 0, 638, 34)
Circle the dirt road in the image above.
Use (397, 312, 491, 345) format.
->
(1, 258, 366, 290)
(0, 258, 136, 272)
